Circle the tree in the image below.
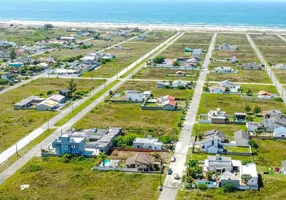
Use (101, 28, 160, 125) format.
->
(248, 140, 259, 149)
(197, 183, 207, 190)
(97, 152, 108, 165)
(253, 105, 261, 114)
(153, 56, 165, 64)
(44, 24, 54, 29)
(206, 171, 213, 181)
(67, 79, 77, 95)
(246, 89, 252, 96)
(222, 183, 236, 193)
(10, 49, 17, 60)
(187, 160, 199, 168)
(244, 104, 251, 113)
(109, 90, 114, 96)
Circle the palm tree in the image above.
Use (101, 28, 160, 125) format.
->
(97, 152, 108, 166)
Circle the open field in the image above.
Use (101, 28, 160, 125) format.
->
(207, 63, 271, 83)
(82, 42, 160, 78)
(252, 139, 286, 168)
(276, 70, 286, 84)
(118, 81, 194, 99)
(0, 157, 160, 200)
(0, 78, 104, 152)
(74, 102, 181, 137)
(176, 33, 214, 45)
(0, 28, 67, 45)
(216, 34, 251, 45)
(258, 46, 286, 65)
(198, 93, 286, 115)
(133, 67, 199, 81)
(251, 34, 286, 46)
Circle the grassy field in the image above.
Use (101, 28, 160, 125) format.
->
(198, 93, 286, 115)
(276, 70, 286, 84)
(251, 34, 286, 46)
(252, 139, 286, 168)
(0, 78, 104, 152)
(118, 81, 194, 99)
(0, 28, 67, 45)
(82, 42, 160, 78)
(133, 67, 199, 81)
(74, 102, 181, 137)
(207, 63, 271, 83)
(0, 157, 161, 200)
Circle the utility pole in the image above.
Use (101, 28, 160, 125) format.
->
(15, 142, 19, 157)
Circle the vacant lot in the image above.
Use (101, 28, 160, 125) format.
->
(74, 102, 181, 137)
(0, 28, 67, 45)
(177, 33, 213, 45)
(207, 63, 271, 83)
(251, 34, 286, 46)
(0, 157, 160, 200)
(0, 78, 104, 152)
(198, 93, 286, 115)
(252, 139, 286, 168)
(82, 41, 160, 78)
(276, 70, 286, 83)
(133, 68, 199, 81)
(119, 81, 194, 99)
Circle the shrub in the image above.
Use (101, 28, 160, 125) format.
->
(249, 140, 259, 149)
(197, 183, 207, 190)
(222, 183, 236, 193)
(21, 165, 42, 173)
(61, 154, 73, 163)
(274, 97, 283, 102)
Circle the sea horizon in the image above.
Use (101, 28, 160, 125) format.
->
(1, 0, 286, 29)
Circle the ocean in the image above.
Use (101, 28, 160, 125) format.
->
(1, 0, 286, 28)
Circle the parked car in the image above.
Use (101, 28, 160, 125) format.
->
(174, 173, 180, 180)
(168, 168, 173, 175)
(171, 156, 176, 162)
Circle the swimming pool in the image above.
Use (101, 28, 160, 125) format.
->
(197, 181, 216, 185)
(113, 92, 121, 98)
(100, 160, 111, 167)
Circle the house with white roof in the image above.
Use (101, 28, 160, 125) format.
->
(197, 136, 224, 154)
(133, 136, 163, 150)
(36, 99, 59, 111)
(208, 85, 226, 94)
(214, 66, 237, 74)
(273, 127, 286, 137)
(172, 80, 188, 88)
(272, 64, 286, 70)
(48, 94, 66, 103)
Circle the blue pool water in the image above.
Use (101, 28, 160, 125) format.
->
(197, 181, 216, 185)
(102, 160, 111, 167)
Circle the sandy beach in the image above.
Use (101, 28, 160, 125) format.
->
(1, 20, 286, 34)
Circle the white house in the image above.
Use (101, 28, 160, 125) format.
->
(133, 136, 163, 150)
(241, 163, 258, 186)
(273, 127, 286, 137)
(82, 55, 97, 64)
(1, 72, 12, 80)
(124, 90, 143, 102)
(197, 136, 224, 154)
(36, 99, 59, 111)
(47, 94, 66, 104)
(214, 67, 237, 74)
(172, 80, 188, 88)
(60, 37, 76, 42)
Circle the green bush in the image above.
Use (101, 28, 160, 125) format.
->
(21, 165, 42, 173)
(197, 183, 207, 190)
(222, 183, 236, 193)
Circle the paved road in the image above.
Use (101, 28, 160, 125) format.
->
(0, 32, 184, 184)
(246, 34, 286, 103)
(0, 33, 145, 163)
(159, 33, 217, 200)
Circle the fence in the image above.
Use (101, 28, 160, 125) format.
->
(249, 135, 286, 140)
(93, 167, 139, 172)
(112, 147, 169, 153)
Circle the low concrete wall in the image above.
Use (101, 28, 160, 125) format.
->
(112, 147, 169, 153)
(93, 167, 139, 172)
